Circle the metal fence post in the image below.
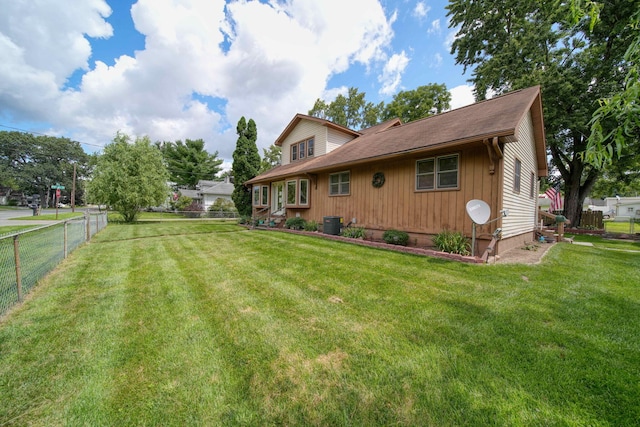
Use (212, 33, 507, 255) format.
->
(64, 220, 68, 259)
(13, 235, 22, 302)
(85, 211, 91, 242)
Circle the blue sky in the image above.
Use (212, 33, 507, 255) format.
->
(0, 0, 475, 168)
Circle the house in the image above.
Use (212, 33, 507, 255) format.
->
(246, 86, 548, 256)
(176, 177, 235, 210)
(608, 197, 640, 220)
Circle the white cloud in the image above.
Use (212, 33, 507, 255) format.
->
(430, 53, 443, 68)
(428, 19, 441, 35)
(413, 2, 430, 20)
(378, 51, 410, 96)
(449, 84, 475, 110)
(0, 0, 398, 160)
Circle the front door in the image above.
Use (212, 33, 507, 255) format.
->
(272, 182, 284, 214)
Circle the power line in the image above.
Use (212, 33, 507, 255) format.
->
(0, 124, 105, 149)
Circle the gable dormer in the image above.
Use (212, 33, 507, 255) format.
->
(275, 114, 360, 165)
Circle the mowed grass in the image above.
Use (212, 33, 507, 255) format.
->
(0, 222, 639, 426)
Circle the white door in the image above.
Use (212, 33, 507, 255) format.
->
(272, 182, 284, 213)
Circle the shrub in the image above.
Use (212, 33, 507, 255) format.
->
(303, 220, 319, 232)
(383, 229, 409, 246)
(341, 226, 366, 239)
(285, 217, 306, 230)
(208, 198, 238, 218)
(433, 229, 470, 255)
(172, 195, 193, 211)
(182, 201, 203, 218)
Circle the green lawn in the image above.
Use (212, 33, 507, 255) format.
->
(1, 222, 638, 426)
(10, 212, 85, 221)
(603, 219, 639, 234)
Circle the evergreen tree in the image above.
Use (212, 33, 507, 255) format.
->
(232, 117, 260, 217)
(156, 139, 223, 189)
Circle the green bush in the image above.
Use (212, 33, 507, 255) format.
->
(341, 226, 366, 239)
(303, 220, 319, 232)
(285, 217, 306, 230)
(383, 229, 409, 246)
(433, 229, 470, 255)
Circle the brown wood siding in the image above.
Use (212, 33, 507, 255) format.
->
(299, 143, 499, 237)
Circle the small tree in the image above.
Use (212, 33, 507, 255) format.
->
(87, 133, 169, 222)
(232, 117, 260, 217)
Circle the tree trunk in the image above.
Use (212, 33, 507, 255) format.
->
(552, 135, 599, 227)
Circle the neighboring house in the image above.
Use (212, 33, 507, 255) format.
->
(246, 86, 547, 256)
(197, 177, 235, 209)
(177, 177, 235, 210)
(609, 197, 640, 219)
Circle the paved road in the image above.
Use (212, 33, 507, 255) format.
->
(0, 208, 69, 226)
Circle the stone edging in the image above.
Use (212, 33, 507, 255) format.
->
(251, 226, 484, 264)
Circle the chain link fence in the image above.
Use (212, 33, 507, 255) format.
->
(0, 211, 107, 317)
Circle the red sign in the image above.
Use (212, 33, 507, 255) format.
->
(56, 189, 61, 198)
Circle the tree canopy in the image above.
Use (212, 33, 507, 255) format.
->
(381, 84, 451, 123)
(86, 133, 169, 222)
(0, 131, 89, 206)
(309, 87, 384, 130)
(259, 144, 281, 174)
(447, 0, 640, 224)
(231, 117, 260, 217)
(309, 84, 451, 130)
(156, 138, 223, 189)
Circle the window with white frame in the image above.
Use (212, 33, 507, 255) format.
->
(252, 186, 260, 205)
(416, 154, 459, 190)
(286, 180, 297, 205)
(329, 171, 350, 195)
(299, 179, 309, 205)
(261, 185, 269, 205)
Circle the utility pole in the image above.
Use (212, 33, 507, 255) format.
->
(71, 163, 76, 213)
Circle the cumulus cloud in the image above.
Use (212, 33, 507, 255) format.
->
(428, 19, 441, 35)
(413, 2, 430, 20)
(449, 84, 475, 110)
(378, 51, 410, 96)
(0, 0, 398, 160)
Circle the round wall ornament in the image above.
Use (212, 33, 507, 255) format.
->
(372, 172, 385, 188)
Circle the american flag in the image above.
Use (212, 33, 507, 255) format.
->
(545, 186, 563, 212)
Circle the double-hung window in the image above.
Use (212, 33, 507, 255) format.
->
(416, 154, 459, 190)
(329, 171, 350, 196)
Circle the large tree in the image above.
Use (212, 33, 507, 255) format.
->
(447, 0, 639, 225)
(156, 138, 223, 189)
(381, 84, 451, 123)
(0, 131, 89, 206)
(586, 8, 640, 167)
(87, 133, 169, 222)
(259, 144, 281, 174)
(231, 117, 260, 217)
(309, 87, 384, 130)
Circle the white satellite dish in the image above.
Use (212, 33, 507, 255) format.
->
(466, 199, 491, 225)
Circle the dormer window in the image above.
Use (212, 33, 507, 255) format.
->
(290, 137, 314, 162)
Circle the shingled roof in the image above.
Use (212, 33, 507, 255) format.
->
(247, 86, 546, 185)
